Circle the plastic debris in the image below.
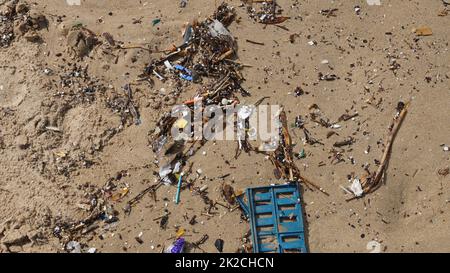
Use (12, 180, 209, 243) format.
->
(238, 184, 308, 253)
(66, 241, 81, 253)
(159, 164, 173, 185)
(208, 19, 232, 39)
(165, 237, 185, 253)
(175, 174, 183, 204)
(180, 0, 188, 8)
(214, 239, 224, 253)
(174, 64, 194, 81)
(87, 247, 97, 253)
(182, 24, 193, 44)
(110, 187, 129, 202)
(174, 118, 188, 129)
(152, 18, 161, 26)
(349, 178, 364, 197)
(298, 149, 306, 159)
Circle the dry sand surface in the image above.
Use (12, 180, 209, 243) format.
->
(0, 0, 449, 253)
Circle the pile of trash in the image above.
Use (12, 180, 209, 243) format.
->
(144, 3, 242, 85)
(241, 0, 289, 24)
(146, 3, 250, 185)
(53, 179, 127, 252)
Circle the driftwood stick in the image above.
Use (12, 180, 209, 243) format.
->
(347, 102, 409, 201)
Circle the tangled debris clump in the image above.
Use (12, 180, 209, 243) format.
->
(146, 3, 250, 185)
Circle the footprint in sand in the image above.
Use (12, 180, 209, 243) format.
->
(0, 67, 28, 108)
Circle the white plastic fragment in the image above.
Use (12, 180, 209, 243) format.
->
(331, 124, 341, 129)
(159, 164, 173, 185)
(349, 178, 364, 197)
(164, 60, 174, 70)
(208, 20, 232, 39)
(367, 241, 382, 253)
(66, 241, 81, 253)
(87, 247, 97, 253)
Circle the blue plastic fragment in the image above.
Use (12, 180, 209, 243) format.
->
(174, 64, 193, 81)
(167, 237, 185, 253)
(244, 184, 308, 253)
(237, 195, 250, 217)
(175, 174, 182, 204)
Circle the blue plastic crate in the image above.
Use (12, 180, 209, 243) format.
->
(238, 184, 308, 253)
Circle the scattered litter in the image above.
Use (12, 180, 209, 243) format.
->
(242, 0, 290, 25)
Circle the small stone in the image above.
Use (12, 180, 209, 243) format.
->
(58, 23, 69, 37)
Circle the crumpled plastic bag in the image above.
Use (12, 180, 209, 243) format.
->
(349, 178, 364, 197)
(208, 19, 233, 39)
